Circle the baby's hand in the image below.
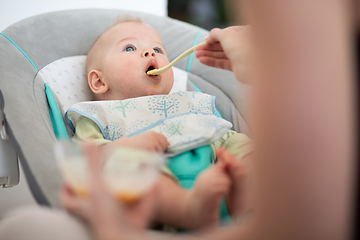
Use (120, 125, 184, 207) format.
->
(187, 162, 231, 231)
(194, 162, 231, 199)
(216, 148, 251, 218)
(110, 131, 169, 153)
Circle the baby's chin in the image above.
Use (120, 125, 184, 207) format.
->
(145, 82, 173, 96)
(115, 89, 170, 99)
(146, 89, 171, 97)
(101, 83, 173, 100)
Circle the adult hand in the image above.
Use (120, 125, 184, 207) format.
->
(195, 26, 252, 84)
(61, 144, 157, 240)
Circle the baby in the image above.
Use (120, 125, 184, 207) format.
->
(67, 17, 253, 231)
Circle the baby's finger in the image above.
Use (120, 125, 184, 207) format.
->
(211, 177, 231, 195)
(213, 159, 227, 173)
(220, 149, 243, 175)
(154, 141, 167, 153)
(216, 147, 236, 164)
(159, 135, 170, 150)
(216, 174, 231, 188)
(217, 148, 246, 180)
(154, 133, 169, 152)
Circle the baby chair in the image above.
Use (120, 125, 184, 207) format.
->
(0, 9, 252, 207)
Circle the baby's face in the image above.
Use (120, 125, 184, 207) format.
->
(100, 22, 174, 100)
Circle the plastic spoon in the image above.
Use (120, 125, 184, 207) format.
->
(147, 41, 207, 75)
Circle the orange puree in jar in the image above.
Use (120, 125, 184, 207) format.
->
(114, 192, 141, 204)
(74, 186, 89, 198)
(72, 186, 141, 204)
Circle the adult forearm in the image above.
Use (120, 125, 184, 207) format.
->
(247, 0, 354, 239)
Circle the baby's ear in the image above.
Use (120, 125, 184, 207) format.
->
(88, 70, 109, 95)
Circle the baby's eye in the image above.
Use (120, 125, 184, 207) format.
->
(153, 48, 162, 54)
(125, 46, 135, 52)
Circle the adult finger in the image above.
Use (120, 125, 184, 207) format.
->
(84, 143, 106, 192)
(206, 26, 245, 44)
(61, 184, 90, 220)
(195, 42, 224, 52)
(60, 184, 74, 210)
(227, 25, 246, 32)
(195, 50, 228, 60)
(205, 28, 224, 45)
(197, 57, 232, 71)
(61, 184, 77, 210)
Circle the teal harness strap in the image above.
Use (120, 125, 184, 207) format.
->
(0, 34, 67, 139)
(186, 31, 223, 119)
(168, 145, 213, 189)
(0, 33, 38, 73)
(45, 83, 68, 139)
(186, 30, 201, 72)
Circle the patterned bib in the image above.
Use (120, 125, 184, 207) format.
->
(65, 91, 232, 155)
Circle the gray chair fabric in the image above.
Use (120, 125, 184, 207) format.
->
(0, 9, 251, 207)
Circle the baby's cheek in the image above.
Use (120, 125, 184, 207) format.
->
(119, 60, 138, 75)
(106, 62, 128, 79)
(164, 69, 175, 91)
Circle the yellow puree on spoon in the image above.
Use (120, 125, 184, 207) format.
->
(147, 42, 206, 76)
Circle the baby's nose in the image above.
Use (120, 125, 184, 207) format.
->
(142, 48, 156, 58)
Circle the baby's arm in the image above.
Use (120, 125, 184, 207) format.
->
(212, 131, 253, 161)
(73, 116, 169, 153)
(72, 116, 112, 145)
(108, 131, 169, 153)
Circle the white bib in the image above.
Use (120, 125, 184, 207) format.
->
(65, 91, 232, 155)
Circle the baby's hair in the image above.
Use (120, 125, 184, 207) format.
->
(114, 14, 142, 25)
(85, 14, 143, 76)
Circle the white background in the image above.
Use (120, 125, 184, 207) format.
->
(0, 0, 167, 31)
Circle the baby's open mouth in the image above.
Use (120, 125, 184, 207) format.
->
(145, 60, 159, 77)
(146, 66, 158, 76)
(146, 66, 155, 73)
